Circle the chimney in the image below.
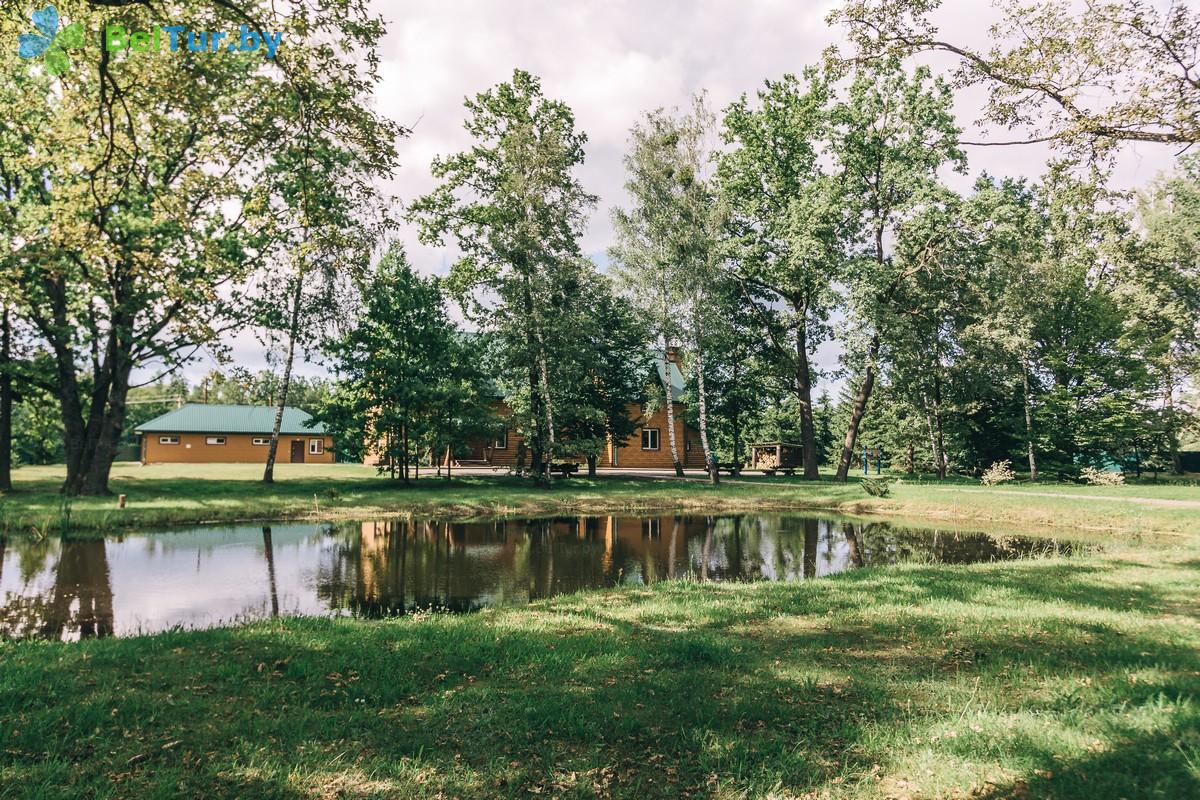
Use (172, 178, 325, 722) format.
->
(666, 346, 680, 365)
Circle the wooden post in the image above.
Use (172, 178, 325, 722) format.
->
(118, 494, 126, 509)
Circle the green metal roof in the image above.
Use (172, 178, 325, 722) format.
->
(656, 359, 686, 402)
(134, 404, 325, 435)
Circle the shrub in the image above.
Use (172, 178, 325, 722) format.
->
(980, 460, 1016, 486)
(1081, 466, 1125, 486)
(860, 477, 894, 497)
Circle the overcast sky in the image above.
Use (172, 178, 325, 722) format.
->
(195, 0, 1183, 387)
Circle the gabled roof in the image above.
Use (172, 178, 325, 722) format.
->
(656, 359, 686, 403)
(134, 404, 325, 435)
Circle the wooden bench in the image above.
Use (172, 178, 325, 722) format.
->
(761, 467, 796, 477)
(717, 462, 743, 476)
(549, 462, 580, 478)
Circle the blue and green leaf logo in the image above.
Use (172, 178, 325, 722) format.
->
(18, 5, 83, 75)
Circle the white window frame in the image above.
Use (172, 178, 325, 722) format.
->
(494, 429, 508, 450)
(308, 438, 324, 455)
(159, 435, 180, 445)
(252, 437, 270, 446)
(641, 428, 660, 451)
(206, 436, 226, 446)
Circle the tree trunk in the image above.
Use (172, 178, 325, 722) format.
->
(53, 325, 134, 497)
(0, 306, 11, 493)
(78, 351, 135, 496)
(923, 396, 939, 478)
(661, 348, 684, 477)
(526, 364, 543, 478)
(834, 336, 879, 481)
(521, 275, 546, 482)
(388, 427, 397, 479)
(587, 454, 597, 478)
(658, 254, 684, 477)
(1023, 356, 1038, 481)
(536, 336, 556, 486)
(43, 538, 114, 639)
(843, 523, 865, 569)
(692, 349, 719, 485)
(793, 315, 819, 480)
(402, 421, 410, 484)
(1164, 377, 1183, 475)
(802, 518, 819, 579)
(906, 442, 914, 475)
(262, 525, 279, 618)
(731, 411, 742, 469)
(263, 276, 304, 484)
(932, 374, 947, 480)
(32, 272, 134, 496)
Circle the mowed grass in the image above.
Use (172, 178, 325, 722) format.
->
(2, 462, 1198, 536)
(2, 463, 872, 534)
(2, 543, 1198, 799)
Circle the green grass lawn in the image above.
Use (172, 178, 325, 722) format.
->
(2, 462, 1197, 536)
(2, 541, 1197, 799)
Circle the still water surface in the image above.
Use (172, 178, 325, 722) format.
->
(0, 514, 1086, 640)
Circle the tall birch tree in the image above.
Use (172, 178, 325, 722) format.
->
(410, 70, 595, 483)
(611, 110, 690, 477)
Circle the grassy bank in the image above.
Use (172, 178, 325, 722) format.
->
(2, 541, 1198, 799)
(2, 463, 1198, 536)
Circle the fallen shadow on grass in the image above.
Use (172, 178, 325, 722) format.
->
(1, 558, 1198, 799)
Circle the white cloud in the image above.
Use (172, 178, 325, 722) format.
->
(181, 0, 1182, 384)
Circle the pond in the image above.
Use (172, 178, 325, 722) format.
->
(0, 514, 1089, 641)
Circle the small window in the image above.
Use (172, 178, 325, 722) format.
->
(641, 428, 660, 450)
(494, 429, 508, 450)
(159, 435, 180, 445)
(308, 438, 324, 455)
(642, 518, 661, 538)
(206, 436, 226, 446)
(252, 437, 270, 446)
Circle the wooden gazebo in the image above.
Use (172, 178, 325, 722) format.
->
(748, 441, 803, 471)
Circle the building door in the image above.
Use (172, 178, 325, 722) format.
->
(290, 440, 305, 463)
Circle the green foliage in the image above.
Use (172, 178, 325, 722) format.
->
(834, 0, 1200, 151)
(410, 69, 596, 477)
(0, 0, 398, 495)
(555, 274, 654, 471)
(184, 370, 333, 415)
(718, 70, 842, 477)
(859, 476, 893, 496)
(11, 387, 63, 467)
(319, 246, 494, 481)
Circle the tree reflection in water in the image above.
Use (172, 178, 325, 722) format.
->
(1, 515, 1085, 640)
(4, 537, 117, 641)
